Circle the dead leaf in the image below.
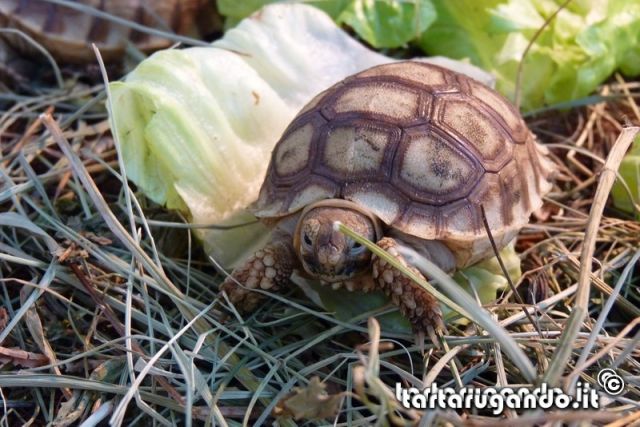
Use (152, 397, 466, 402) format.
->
(0, 307, 9, 332)
(82, 232, 112, 246)
(274, 376, 344, 421)
(57, 240, 89, 263)
(0, 346, 49, 368)
(54, 359, 125, 427)
(21, 287, 72, 398)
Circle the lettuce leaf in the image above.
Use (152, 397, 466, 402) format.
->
(419, 0, 640, 110)
(298, 242, 521, 333)
(217, 0, 640, 111)
(338, 0, 436, 48)
(612, 136, 640, 219)
(217, 0, 436, 48)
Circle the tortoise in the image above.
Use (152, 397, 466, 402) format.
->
(220, 60, 554, 340)
(0, 0, 217, 65)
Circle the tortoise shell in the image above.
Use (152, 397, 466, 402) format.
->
(255, 61, 554, 266)
(0, 0, 216, 64)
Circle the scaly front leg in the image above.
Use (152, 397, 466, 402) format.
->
(371, 237, 445, 344)
(220, 232, 297, 313)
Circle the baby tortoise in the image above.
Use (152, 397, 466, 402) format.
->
(221, 61, 554, 341)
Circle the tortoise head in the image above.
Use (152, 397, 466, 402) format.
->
(294, 200, 381, 282)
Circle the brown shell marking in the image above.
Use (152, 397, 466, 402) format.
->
(255, 61, 554, 265)
(0, 0, 217, 64)
(395, 126, 480, 202)
(323, 125, 389, 176)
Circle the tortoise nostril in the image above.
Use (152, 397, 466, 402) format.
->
(317, 244, 341, 266)
(328, 249, 341, 265)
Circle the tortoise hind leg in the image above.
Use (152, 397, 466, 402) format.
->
(371, 237, 446, 345)
(219, 232, 297, 313)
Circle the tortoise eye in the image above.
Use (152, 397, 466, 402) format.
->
(350, 241, 366, 256)
(303, 233, 312, 246)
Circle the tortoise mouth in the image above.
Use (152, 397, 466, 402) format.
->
(315, 272, 356, 283)
(300, 254, 369, 282)
(306, 269, 365, 283)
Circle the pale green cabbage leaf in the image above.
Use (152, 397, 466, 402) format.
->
(420, 0, 640, 111)
(297, 242, 521, 333)
(217, 0, 640, 111)
(612, 136, 640, 219)
(217, 0, 435, 48)
(338, 0, 436, 48)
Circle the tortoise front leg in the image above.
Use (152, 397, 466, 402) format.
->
(220, 232, 297, 313)
(371, 237, 445, 344)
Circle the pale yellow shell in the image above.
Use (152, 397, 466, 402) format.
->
(255, 61, 554, 266)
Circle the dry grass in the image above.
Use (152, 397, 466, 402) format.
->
(1, 8, 640, 427)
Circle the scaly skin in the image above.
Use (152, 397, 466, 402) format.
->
(371, 237, 445, 345)
(219, 232, 296, 313)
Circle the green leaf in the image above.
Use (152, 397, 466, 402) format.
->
(418, 0, 640, 111)
(216, 0, 352, 29)
(216, 0, 273, 20)
(308, 242, 521, 334)
(217, 0, 436, 49)
(612, 136, 640, 219)
(218, 1, 640, 110)
(337, 0, 436, 48)
(308, 0, 353, 19)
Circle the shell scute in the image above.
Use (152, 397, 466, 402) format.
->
(440, 200, 480, 236)
(273, 123, 314, 177)
(286, 177, 339, 213)
(355, 61, 455, 92)
(437, 97, 513, 172)
(393, 126, 481, 204)
(464, 78, 529, 144)
(320, 121, 399, 181)
(342, 182, 407, 225)
(322, 81, 425, 125)
(271, 113, 327, 182)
